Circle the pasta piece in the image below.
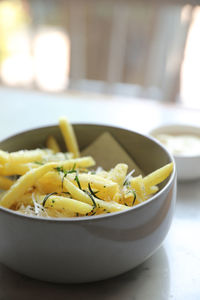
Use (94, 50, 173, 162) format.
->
(0, 162, 38, 176)
(14, 192, 33, 209)
(63, 177, 128, 212)
(35, 171, 63, 194)
(9, 149, 46, 164)
(0, 150, 9, 164)
(143, 163, 173, 189)
(46, 136, 61, 153)
(43, 195, 93, 214)
(145, 185, 159, 195)
(0, 162, 58, 208)
(61, 156, 95, 169)
(59, 116, 80, 158)
(129, 175, 146, 203)
(0, 157, 95, 208)
(108, 163, 128, 187)
(66, 173, 119, 201)
(0, 176, 15, 190)
(0, 156, 95, 176)
(122, 190, 137, 207)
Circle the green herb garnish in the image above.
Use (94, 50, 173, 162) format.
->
(74, 171, 82, 190)
(84, 190, 97, 208)
(34, 161, 44, 165)
(132, 190, 136, 205)
(88, 183, 102, 200)
(55, 164, 77, 190)
(55, 166, 64, 172)
(123, 169, 135, 186)
(43, 192, 58, 207)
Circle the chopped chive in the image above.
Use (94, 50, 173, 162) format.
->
(132, 190, 137, 205)
(55, 164, 77, 190)
(88, 183, 102, 200)
(43, 192, 58, 207)
(123, 179, 128, 186)
(61, 173, 67, 190)
(54, 166, 64, 172)
(123, 169, 135, 186)
(34, 161, 44, 165)
(74, 171, 82, 190)
(84, 190, 97, 208)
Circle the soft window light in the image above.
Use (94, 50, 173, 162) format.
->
(33, 27, 70, 92)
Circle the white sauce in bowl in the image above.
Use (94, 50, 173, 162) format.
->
(155, 134, 200, 156)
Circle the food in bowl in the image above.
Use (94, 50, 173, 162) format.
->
(0, 117, 173, 218)
(0, 122, 176, 283)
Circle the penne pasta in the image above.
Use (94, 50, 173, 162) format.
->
(0, 117, 173, 218)
(46, 136, 61, 153)
(59, 116, 80, 158)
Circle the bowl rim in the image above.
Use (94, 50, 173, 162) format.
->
(149, 123, 200, 159)
(0, 123, 176, 223)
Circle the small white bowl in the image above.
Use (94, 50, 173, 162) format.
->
(150, 124, 200, 181)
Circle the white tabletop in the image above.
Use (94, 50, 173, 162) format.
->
(0, 86, 200, 299)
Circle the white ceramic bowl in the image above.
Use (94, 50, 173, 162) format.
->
(150, 124, 200, 181)
(0, 124, 176, 283)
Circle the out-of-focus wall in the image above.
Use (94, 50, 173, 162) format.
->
(0, 0, 197, 103)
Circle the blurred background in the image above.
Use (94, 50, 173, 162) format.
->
(0, 0, 200, 107)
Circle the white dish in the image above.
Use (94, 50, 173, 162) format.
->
(150, 124, 200, 181)
(0, 124, 176, 283)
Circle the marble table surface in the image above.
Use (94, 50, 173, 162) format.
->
(0, 86, 199, 300)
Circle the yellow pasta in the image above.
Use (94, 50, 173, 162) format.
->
(66, 173, 119, 201)
(35, 171, 63, 194)
(43, 195, 93, 214)
(129, 175, 146, 203)
(0, 176, 15, 190)
(63, 177, 127, 212)
(145, 185, 159, 195)
(0, 117, 174, 218)
(108, 163, 128, 187)
(46, 136, 61, 153)
(59, 116, 80, 158)
(0, 157, 95, 208)
(0, 162, 38, 176)
(0, 149, 47, 165)
(0, 156, 94, 177)
(0, 162, 58, 208)
(0, 150, 9, 164)
(143, 163, 173, 189)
